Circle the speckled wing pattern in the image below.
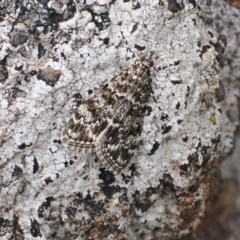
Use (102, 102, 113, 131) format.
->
(62, 54, 153, 173)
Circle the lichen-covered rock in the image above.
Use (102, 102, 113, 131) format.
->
(0, 0, 239, 239)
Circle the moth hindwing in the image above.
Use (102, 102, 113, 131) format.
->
(62, 54, 154, 173)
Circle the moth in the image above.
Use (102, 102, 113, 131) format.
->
(62, 53, 154, 173)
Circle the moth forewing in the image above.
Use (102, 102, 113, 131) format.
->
(62, 54, 154, 173)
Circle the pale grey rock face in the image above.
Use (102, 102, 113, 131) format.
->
(0, 0, 239, 239)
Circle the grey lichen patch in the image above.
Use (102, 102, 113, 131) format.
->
(0, 59, 8, 83)
(87, 8, 111, 31)
(9, 30, 28, 47)
(37, 67, 62, 87)
(168, 0, 184, 12)
(0, 0, 239, 239)
(38, 43, 46, 59)
(30, 219, 42, 238)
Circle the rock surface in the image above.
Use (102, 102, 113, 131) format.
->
(0, 0, 239, 239)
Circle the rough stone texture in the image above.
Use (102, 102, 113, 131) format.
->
(0, 0, 239, 239)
